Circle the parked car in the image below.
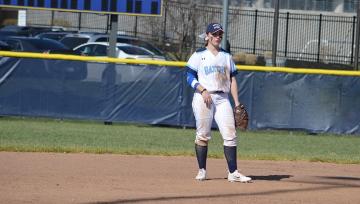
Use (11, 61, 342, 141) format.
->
(0, 25, 60, 37)
(60, 32, 174, 60)
(35, 31, 78, 41)
(73, 42, 166, 60)
(0, 36, 79, 54)
(0, 41, 11, 51)
(0, 36, 86, 80)
(297, 39, 353, 64)
(73, 42, 176, 84)
(0, 30, 23, 38)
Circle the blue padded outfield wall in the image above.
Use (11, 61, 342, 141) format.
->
(0, 57, 359, 134)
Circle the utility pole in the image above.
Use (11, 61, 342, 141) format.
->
(108, 14, 118, 58)
(221, 0, 229, 50)
(103, 14, 118, 126)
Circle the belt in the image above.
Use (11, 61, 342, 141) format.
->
(208, 91, 225, 94)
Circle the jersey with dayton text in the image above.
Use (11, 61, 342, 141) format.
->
(186, 48, 237, 93)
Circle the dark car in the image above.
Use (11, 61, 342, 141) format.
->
(0, 36, 79, 54)
(0, 37, 86, 80)
(0, 41, 11, 51)
(0, 25, 56, 37)
(0, 30, 24, 38)
(35, 31, 78, 41)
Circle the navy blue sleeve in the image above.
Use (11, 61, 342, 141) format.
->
(186, 67, 200, 90)
(230, 70, 238, 78)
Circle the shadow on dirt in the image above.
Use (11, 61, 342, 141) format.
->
(317, 176, 360, 181)
(83, 176, 359, 204)
(250, 175, 292, 181)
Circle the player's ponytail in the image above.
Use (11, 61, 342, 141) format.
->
(204, 35, 209, 47)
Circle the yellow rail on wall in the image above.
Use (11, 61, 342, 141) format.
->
(1, 51, 360, 77)
(238, 65, 360, 76)
(0, 51, 186, 67)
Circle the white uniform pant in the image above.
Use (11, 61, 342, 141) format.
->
(192, 92, 237, 146)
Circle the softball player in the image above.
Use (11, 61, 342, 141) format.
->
(186, 23, 251, 183)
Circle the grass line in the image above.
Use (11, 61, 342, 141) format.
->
(0, 116, 359, 164)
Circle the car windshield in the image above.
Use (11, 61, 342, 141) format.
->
(0, 25, 23, 31)
(0, 40, 11, 50)
(0, 31, 20, 38)
(91, 35, 165, 57)
(24, 38, 69, 50)
(129, 40, 163, 56)
(118, 46, 152, 55)
(60, 37, 89, 49)
(38, 33, 66, 41)
(97, 37, 164, 56)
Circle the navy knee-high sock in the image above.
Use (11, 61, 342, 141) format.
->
(224, 146, 237, 173)
(195, 144, 208, 170)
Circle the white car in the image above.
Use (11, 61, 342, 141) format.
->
(73, 42, 169, 83)
(73, 42, 166, 61)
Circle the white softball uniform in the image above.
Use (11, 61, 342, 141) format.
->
(186, 48, 238, 146)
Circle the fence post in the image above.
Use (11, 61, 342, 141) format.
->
(285, 12, 289, 57)
(272, 0, 280, 66)
(106, 15, 110, 33)
(253, 9, 258, 54)
(351, 16, 356, 64)
(317, 14, 322, 62)
(134, 16, 138, 37)
(77, 12, 81, 31)
(354, 3, 360, 70)
(163, 3, 167, 41)
(50, 10, 54, 27)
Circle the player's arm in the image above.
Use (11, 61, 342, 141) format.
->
(186, 67, 212, 108)
(230, 76, 240, 107)
(229, 59, 240, 107)
(186, 67, 200, 90)
(186, 68, 205, 92)
(186, 53, 202, 91)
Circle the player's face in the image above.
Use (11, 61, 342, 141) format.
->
(208, 31, 223, 46)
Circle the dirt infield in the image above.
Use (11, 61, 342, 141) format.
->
(0, 152, 359, 204)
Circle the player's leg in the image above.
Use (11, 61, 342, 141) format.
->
(192, 93, 214, 180)
(213, 96, 237, 171)
(214, 95, 251, 182)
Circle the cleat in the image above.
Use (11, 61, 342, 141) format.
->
(195, 168, 206, 181)
(227, 170, 252, 183)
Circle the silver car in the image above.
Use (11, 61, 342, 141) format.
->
(73, 42, 170, 83)
(59, 32, 172, 60)
(73, 42, 166, 61)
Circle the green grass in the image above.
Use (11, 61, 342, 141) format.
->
(0, 116, 360, 164)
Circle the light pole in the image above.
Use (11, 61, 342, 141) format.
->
(221, 0, 229, 50)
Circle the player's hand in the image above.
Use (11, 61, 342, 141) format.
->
(201, 90, 212, 108)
